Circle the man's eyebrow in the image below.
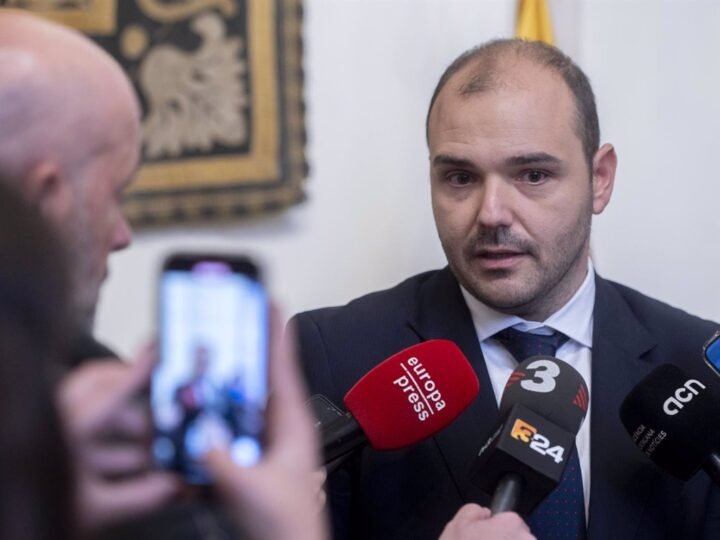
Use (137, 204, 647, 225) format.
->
(504, 153, 562, 167)
(431, 154, 475, 168)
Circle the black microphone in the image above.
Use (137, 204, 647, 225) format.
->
(620, 364, 720, 485)
(470, 355, 589, 515)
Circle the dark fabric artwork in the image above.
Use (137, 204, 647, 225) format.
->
(3, 0, 307, 225)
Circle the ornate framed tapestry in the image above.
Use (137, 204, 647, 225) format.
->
(2, 0, 307, 225)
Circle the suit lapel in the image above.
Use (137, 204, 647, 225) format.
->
(587, 276, 659, 539)
(407, 268, 499, 503)
(404, 269, 664, 528)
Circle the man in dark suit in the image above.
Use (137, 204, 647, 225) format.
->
(294, 39, 720, 539)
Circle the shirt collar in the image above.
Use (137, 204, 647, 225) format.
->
(460, 259, 595, 348)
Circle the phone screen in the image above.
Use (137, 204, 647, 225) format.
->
(705, 331, 720, 375)
(152, 255, 268, 484)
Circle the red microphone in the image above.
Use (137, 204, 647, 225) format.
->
(314, 339, 479, 465)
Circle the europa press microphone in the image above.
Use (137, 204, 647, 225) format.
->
(619, 363, 720, 485)
(470, 355, 590, 514)
(308, 339, 479, 466)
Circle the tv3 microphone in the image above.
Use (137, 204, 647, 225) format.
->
(470, 355, 589, 515)
(620, 363, 720, 485)
(309, 339, 480, 465)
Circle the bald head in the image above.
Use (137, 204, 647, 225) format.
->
(0, 10, 139, 186)
(0, 10, 141, 331)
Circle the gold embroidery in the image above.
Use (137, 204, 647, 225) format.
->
(10, 0, 306, 223)
(6, 0, 117, 34)
(139, 11, 248, 159)
(137, 0, 236, 23)
(120, 23, 149, 60)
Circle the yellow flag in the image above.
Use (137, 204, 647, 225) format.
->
(516, 0, 555, 45)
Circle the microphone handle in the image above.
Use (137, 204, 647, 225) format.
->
(703, 453, 720, 487)
(490, 473, 523, 514)
(326, 454, 350, 474)
(322, 413, 366, 463)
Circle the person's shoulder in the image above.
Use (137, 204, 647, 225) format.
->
(600, 277, 718, 337)
(599, 276, 720, 395)
(67, 333, 119, 368)
(291, 270, 443, 398)
(293, 269, 441, 329)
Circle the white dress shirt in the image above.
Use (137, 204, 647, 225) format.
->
(460, 260, 595, 518)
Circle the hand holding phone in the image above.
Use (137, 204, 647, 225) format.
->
(59, 346, 179, 530)
(205, 313, 330, 540)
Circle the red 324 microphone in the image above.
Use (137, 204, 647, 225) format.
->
(314, 339, 479, 465)
(471, 355, 589, 515)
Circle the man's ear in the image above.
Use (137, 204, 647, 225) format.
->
(591, 143, 617, 215)
(24, 161, 73, 220)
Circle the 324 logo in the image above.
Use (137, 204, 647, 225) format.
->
(510, 419, 566, 464)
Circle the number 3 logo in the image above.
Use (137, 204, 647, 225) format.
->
(520, 359, 559, 393)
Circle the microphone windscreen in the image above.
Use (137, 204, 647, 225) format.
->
(343, 339, 479, 450)
(620, 364, 720, 480)
(499, 355, 589, 435)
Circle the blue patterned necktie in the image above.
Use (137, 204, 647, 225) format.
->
(493, 327, 587, 540)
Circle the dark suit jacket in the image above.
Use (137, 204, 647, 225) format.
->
(294, 267, 720, 539)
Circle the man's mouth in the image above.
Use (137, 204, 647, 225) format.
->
(478, 248, 524, 257)
(474, 247, 527, 269)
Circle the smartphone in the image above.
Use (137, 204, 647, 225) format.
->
(704, 330, 720, 378)
(151, 253, 269, 484)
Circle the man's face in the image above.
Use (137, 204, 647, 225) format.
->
(67, 103, 140, 330)
(428, 62, 610, 321)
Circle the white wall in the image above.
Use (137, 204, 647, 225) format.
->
(95, 0, 720, 356)
(584, 0, 720, 324)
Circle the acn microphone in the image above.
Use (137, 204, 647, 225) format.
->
(310, 339, 480, 465)
(620, 363, 720, 485)
(470, 355, 589, 515)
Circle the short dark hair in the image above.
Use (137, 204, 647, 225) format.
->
(426, 39, 600, 169)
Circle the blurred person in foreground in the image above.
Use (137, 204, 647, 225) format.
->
(0, 179, 329, 540)
(0, 182, 75, 540)
(0, 8, 327, 540)
(0, 8, 179, 535)
(59, 308, 330, 540)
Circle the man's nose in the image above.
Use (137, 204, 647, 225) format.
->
(475, 176, 513, 229)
